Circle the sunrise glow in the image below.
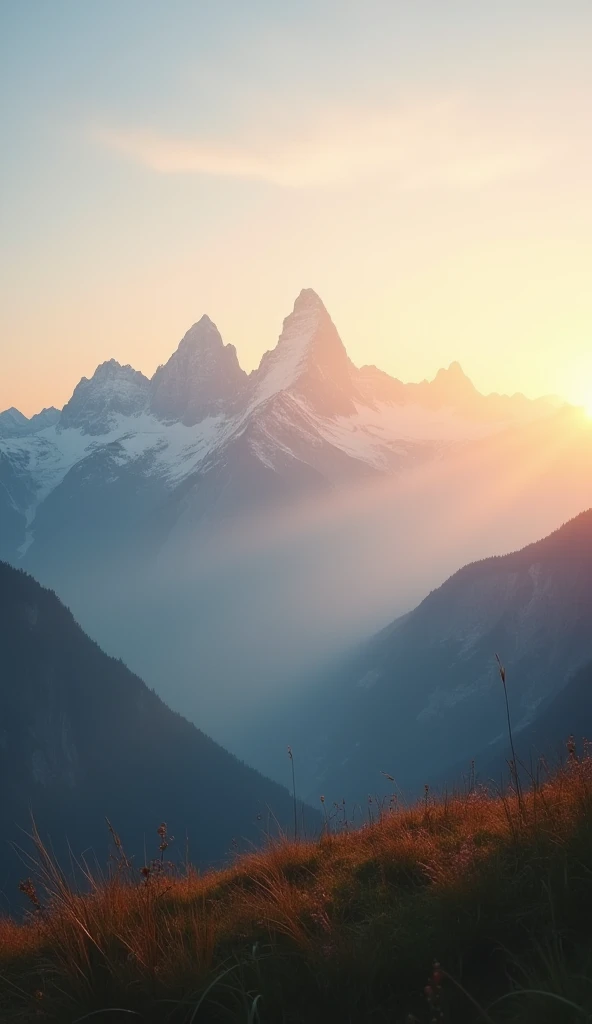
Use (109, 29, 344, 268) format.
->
(3, 6, 592, 1020)
(1, 3, 592, 415)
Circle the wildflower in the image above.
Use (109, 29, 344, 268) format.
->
(156, 822, 173, 859)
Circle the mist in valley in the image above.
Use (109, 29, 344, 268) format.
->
(28, 404, 592, 785)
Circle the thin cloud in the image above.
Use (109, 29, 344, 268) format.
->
(91, 100, 548, 190)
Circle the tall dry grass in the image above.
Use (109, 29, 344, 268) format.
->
(2, 749, 592, 1022)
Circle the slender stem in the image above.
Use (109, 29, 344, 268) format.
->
(495, 654, 523, 813)
(288, 747, 297, 841)
(501, 671, 523, 810)
(502, 681, 518, 775)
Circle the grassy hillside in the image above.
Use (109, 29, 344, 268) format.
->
(2, 749, 592, 1022)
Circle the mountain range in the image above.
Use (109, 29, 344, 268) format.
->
(2, 288, 591, 758)
(0, 406, 60, 438)
(0, 289, 561, 566)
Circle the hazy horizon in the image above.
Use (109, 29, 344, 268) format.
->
(0, 289, 576, 419)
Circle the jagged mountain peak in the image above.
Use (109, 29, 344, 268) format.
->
(1, 406, 27, 421)
(0, 407, 29, 438)
(252, 289, 358, 416)
(28, 406, 61, 432)
(150, 316, 247, 425)
(91, 357, 144, 379)
(0, 406, 61, 438)
(59, 360, 150, 435)
(292, 287, 326, 311)
(177, 315, 223, 349)
(431, 360, 477, 398)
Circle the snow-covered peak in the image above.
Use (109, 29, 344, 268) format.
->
(59, 360, 150, 435)
(150, 316, 247, 425)
(28, 407, 61, 433)
(0, 407, 29, 435)
(0, 405, 60, 438)
(252, 289, 359, 416)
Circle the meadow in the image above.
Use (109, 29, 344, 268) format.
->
(2, 745, 592, 1023)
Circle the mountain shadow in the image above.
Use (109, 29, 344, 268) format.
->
(0, 561, 316, 912)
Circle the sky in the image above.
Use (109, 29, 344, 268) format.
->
(1, 0, 591, 416)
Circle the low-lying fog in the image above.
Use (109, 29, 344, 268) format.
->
(45, 408, 592, 782)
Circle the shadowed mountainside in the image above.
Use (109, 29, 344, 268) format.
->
(289, 509, 592, 803)
(0, 560, 315, 910)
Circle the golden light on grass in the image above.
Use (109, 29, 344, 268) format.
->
(2, 749, 592, 1021)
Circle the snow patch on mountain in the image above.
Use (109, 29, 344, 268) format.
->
(3, 412, 229, 555)
(350, 401, 511, 442)
(59, 361, 150, 435)
(254, 292, 324, 404)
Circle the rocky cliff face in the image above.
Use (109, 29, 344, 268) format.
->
(150, 315, 247, 424)
(59, 360, 150, 434)
(252, 289, 360, 416)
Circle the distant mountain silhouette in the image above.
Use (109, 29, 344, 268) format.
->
(0, 561, 314, 911)
(295, 509, 592, 804)
(0, 406, 60, 438)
